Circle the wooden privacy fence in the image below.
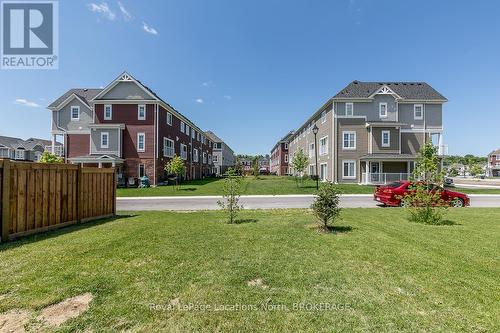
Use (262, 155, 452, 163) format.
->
(0, 159, 116, 242)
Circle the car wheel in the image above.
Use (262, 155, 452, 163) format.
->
(399, 200, 408, 208)
(451, 198, 464, 208)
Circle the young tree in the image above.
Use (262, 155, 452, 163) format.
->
(165, 155, 186, 189)
(402, 142, 448, 225)
(217, 175, 243, 223)
(234, 158, 244, 176)
(252, 156, 260, 178)
(311, 183, 342, 232)
(291, 149, 308, 187)
(469, 163, 483, 177)
(39, 151, 64, 164)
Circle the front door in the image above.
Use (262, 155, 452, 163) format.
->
(371, 162, 380, 183)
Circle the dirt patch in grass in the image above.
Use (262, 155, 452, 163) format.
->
(0, 309, 32, 333)
(247, 278, 268, 289)
(38, 293, 93, 327)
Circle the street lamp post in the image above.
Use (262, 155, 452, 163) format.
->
(312, 124, 319, 190)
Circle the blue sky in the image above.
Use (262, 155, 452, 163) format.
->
(1, 0, 499, 156)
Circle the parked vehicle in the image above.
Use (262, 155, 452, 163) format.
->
(444, 177, 454, 187)
(373, 181, 470, 207)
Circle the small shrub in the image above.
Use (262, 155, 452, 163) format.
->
(217, 175, 243, 224)
(164, 155, 185, 189)
(39, 151, 63, 163)
(311, 183, 342, 231)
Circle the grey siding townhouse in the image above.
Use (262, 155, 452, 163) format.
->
(288, 81, 447, 184)
(0, 136, 63, 161)
(205, 131, 235, 176)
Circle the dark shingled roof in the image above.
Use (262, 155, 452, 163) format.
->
(48, 88, 103, 108)
(333, 81, 447, 101)
(489, 149, 500, 156)
(271, 130, 295, 152)
(204, 130, 223, 143)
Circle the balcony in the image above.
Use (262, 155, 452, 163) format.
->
(436, 144, 448, 156)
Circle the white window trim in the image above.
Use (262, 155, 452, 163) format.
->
(342, 160, 356, 179)
(137, 132, 145, 152)
(284, 154, 288, 163)
(138, 164, 145, 178)
(284, 143, 288, 150)
(180, 143, 187, 160)
(319, 135, 329, 156)
(100, 132, 109, 149)
(321, 110, 327, 124)
(414, 104, 424, 120)
(70, 106, 80, 121)
(138, 105, 146, 120)
(180, 121, 185, 133)
(309, 143, 315, 158)
(193, 148, 199, 162)
(166, 112, 173, 126)
(320, 162, 328, 181)
(381, 130, 391, 147)
(163, 137, 174, 157)
(379, 102, 388, 118)
(342, 131, 356, 150)
(104, 105, 112, 120)
(345, 103, 354, 116)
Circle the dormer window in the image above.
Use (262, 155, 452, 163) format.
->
(138, 105, 146, 120)
(414, 104, 423, 120)
(379, 103, 388, 118)
(71, 106, 80, 121)
(345, 103, 353, 116)
(166, 112, 172, 125)
(104, 105, 112, 120)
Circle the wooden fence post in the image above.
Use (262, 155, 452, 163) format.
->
(77, 164, 83, 224)
(1, 159, 11, 242)
(112, 168, 117, 216)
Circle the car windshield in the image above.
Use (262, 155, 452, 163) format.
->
(386, 181, 403, 188)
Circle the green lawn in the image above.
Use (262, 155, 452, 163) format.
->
(116, 175, 500, 197)
(1, 209, 499, 332)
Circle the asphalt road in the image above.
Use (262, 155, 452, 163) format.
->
(117, 194, 500, 211)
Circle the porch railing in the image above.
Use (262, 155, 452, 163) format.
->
(362, 172, 410, 185)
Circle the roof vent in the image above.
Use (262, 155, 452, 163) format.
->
(83, 88, 88, 92)
(353, 81, 358, 84)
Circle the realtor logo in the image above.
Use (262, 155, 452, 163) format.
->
(1, 0, 58, 69)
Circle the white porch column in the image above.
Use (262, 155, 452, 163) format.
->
(112, 162, 116, 167)
(51, 134, 56, 154)
(98, 162, 102, 168)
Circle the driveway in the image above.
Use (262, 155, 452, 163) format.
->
(117, 194, 500, 211)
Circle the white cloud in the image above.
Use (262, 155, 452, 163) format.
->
(195, 98, 204, 104)
(14, 98, 40, 107)
(223, 95, 232, 100)
(142, 22, 158, 35)
(202, 81, 213, 87)
(117, 1, 132, 21)
(87, 2, 116, 21)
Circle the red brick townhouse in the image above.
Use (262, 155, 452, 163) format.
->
(487, 149, 500, 177)
(270, 131, 294, 175)
(48, 72, 214, 185)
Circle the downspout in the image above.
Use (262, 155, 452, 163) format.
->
(153, 103, 158, 186)
(332, 101, 337, 183)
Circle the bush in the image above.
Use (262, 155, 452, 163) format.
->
(311, 183, 342, 231)
(39, 151, 63, 163)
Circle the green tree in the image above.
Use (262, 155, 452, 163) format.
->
(217, 175, 243, 223)
(252, 156, 260, 178)
(469, 164, 483, 176)
(291, 149, 308, 187)
(402, 142, 449, 225)
(39, 151, 63, 164)
(165, 155, 186, 189)
(311, 183, 342, 231)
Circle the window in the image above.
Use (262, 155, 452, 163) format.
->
(186, 125, 190, 136)
(104, 105, 112, 120)
(321, 110, 327, 123)
(309, 143, 315, 158)
(138, 105, 146, 120)
(284, 143, 288, 150)
(208, 154, 212, 164)
(163, 137, 174, 157)
(284, 154, 288, 163)
(342, 160, 356, 179)
(193, 149, 199, 162)
(414, 104, 423, 120)
(180, 144, 187, 160)
(213, 155, 219, 162)
(379, 103, 388, 118)
(381, 130, 390, 147)
(192, 130, 196, 139)
(203, 152, 207, 164)
(320, 163, 327, 181)
(345, 103, 353, 116)
(138, 164, 145, 178)
(319, 136, 328, 155)
(197, 133, 201, 141)
(167, 112, 173, 125)
(71, 106, 80, 121)
(309, 164, 315, 176)
(342, 131, 356, 150)
(137, 133, 145, 152)
(100, 132, 109, 148)
(15, 149, 25, 160)
(180, 121, 185, 133)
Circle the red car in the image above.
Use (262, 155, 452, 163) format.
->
(373, 181, 470, 207)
